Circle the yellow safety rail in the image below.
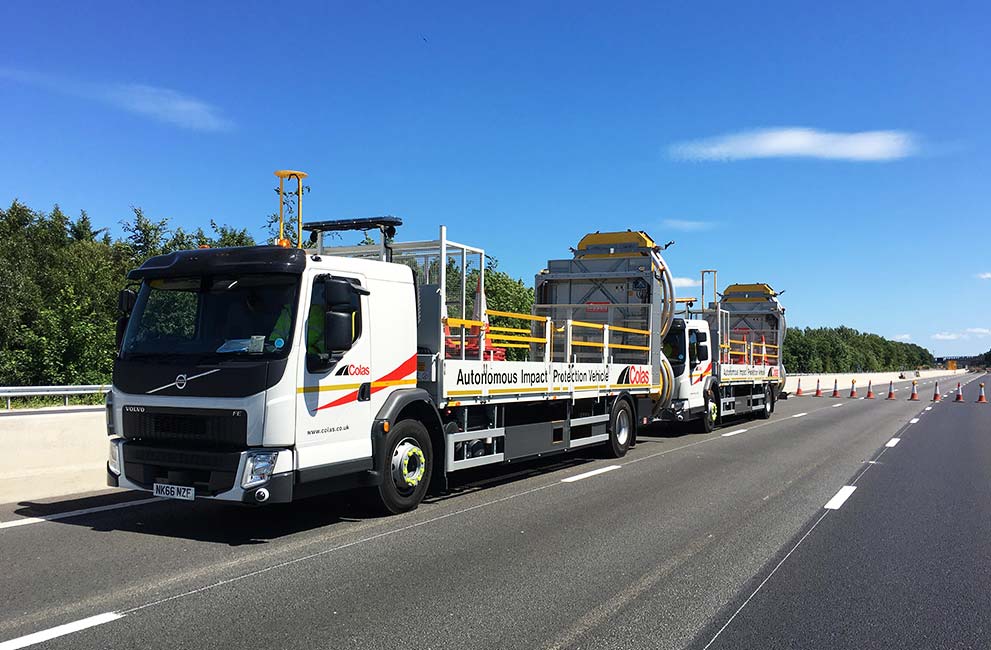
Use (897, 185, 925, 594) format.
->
(486, 309, 549, 322)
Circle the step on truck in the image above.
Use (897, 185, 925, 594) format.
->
(106, 171, 679, 512)
(659, 272, 787, 431)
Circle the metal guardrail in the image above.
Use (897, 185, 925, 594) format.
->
(0, 385, 109, 410)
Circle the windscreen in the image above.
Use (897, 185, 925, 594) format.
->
(121, 274, 300, 360)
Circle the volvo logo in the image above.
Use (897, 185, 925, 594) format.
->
(146, 368, 221, 394)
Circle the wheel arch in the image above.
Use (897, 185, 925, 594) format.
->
(374, 389, 446, 491)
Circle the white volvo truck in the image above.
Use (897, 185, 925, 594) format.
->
(659, 273, 787, 432)
(106, 172, 680, 512)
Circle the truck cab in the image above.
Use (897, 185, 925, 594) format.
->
(662, 318, 714, 422)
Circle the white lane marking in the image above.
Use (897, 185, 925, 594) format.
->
(886, 438, 901, 448)
(561, 465, 621, 483)
(701, 510, 830, 650)
(925, 407, 932, 411)
(792, 412, 808, 418)
(0, 497, 161, 531)
(824, 485, 857, 510)
(0, 612, 122, 650)
(721, 428, 748, 437)
(831, 403, 843, 408)
(909, 418, 920, 424)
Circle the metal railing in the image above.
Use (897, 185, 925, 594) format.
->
(0, 385, 109, 410)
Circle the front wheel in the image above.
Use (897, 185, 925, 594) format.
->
(698, 388, 718, 433)
(374, 419, 433, 514)
(606, 399, 634, 458)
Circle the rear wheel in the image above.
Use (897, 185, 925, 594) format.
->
(606, 399, 634, 458)
(374, 419, 433, 514)
(756, 386, 772, 420)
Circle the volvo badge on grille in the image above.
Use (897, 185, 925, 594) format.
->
(175, 374, 187, 390)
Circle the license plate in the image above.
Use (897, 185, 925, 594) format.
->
(153, 483, 195, 501)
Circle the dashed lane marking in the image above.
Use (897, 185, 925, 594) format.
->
(0, 498, 162, 531)
(885, 438, 900, 448)
(0, 612, 122, 650)
(824, 485, 857, 510)
(721, 429, 748, 437)
(561, 465, 621, 483)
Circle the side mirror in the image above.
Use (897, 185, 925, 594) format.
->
(323, 278, 353, 308)
(118, 289, 136, 314)
(697, 344, 709, 362)
(696, 331, 708, 343)
(324, 311, 354, 353)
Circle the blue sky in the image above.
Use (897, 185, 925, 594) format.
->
(1, 1, 989, 356)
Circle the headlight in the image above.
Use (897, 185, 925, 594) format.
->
(108, 439, 121, 475)
(241, 451, 279, 489)
(105, 391, 115, 436)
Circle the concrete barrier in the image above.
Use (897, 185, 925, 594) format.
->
(783, 369, 968, 395)
(0, 407, 110, 504)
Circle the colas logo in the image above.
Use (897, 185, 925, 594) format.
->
(335, 363, 371, 376)
(617, 366, 651, 385)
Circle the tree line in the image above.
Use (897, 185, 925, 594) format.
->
(781, 326, 934, 374)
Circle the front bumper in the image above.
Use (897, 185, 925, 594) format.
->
(107, 440, 295, 505)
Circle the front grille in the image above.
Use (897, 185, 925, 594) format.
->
(122, 443, 241, 494)
(122, 407, 247, 449)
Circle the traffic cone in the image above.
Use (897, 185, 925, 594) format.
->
(849, 379, 858, 399)
(978, 383, 988, 404)
(908, 381, 919, 401)
(886, 380, 896, 400)
(932, 382, 941, 402)
(814, 379, 823, 397)
(865, 380, 875, 399)
(831, 379, 841, 398)
(796, 379, 804, 396)
(954, 382, 965, 402)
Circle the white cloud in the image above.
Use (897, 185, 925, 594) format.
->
(663, 219, 714, 232)
(977, 272, 991, 280)
(893, 334, 912, 341)
(965, 328, 991, 336)
(932, 332, 962, 341)
(669, 127, 917, 162)
(0, 67, 231, 132)
(672, 277, 702, 288)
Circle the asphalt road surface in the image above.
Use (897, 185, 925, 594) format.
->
(1, 374, 987, 650)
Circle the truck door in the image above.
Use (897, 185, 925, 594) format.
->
(295, 272, 373, 471)
(688, 327, 711, 405)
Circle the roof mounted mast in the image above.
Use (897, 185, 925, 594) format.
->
(274, 169, 308, 249)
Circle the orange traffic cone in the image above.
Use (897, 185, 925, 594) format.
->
(814, 379, 823, 397)
(886, 380, 896, 400)
(831, 379, 841, 398)
(932, 382, 941, 402)
(978, 383, 988, 404)
(954, 382, 965, 402)
(849, 379, 858, 399)
(865, 380, 875, 399)
(908, 381, 920, 401)
(796, 379, 804, 396)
